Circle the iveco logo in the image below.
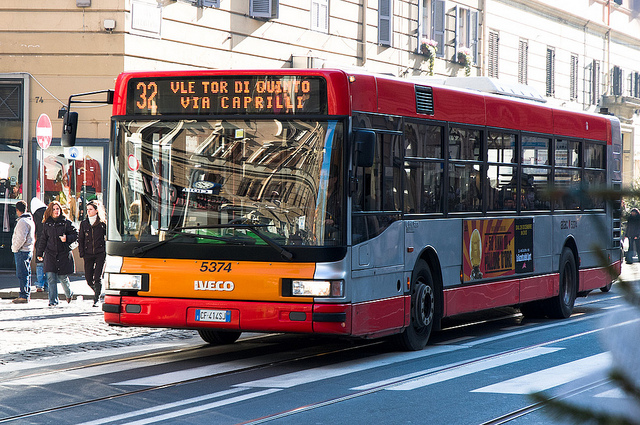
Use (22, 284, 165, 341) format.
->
(194, 281, 235, 291)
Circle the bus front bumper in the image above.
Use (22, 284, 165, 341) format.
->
(102, 295, 351, 335)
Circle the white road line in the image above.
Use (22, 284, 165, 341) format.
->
(76, 388, 246, 425)
(2, 357, 182, 387)
(595, 388, 625, 398)
(110, 345, 353, 387)
(112, 356, 285, 386)
(2, 344, 272, 387)
(235, 345, 462, 389)
(75, 388, 280, 425)
(0, 342, 181, 375)
(381, 346, 562, 391)
(472, 352, 612, 394)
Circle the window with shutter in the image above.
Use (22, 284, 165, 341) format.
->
(250, 0, 278, 19)
(432, 0, 445, 57)
(634, 72, 640, 98)
(488, 31, 499, 79)
(518, 39, 528, 84)
(378, 0, 392, 46)
(546, 47, 555, 97)
(584, 61, 592, 106)
(454, 7, 479, 63)
(311, 0, 329, 33)
(0, 83, 22, 120)
(612, 66, 623, 96)
(199, 0, 219, 6)
(570, 54, 579, 101)
(469, 10, 478, 63)
(591, 60, 600, 105)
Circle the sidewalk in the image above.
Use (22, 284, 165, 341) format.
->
(0, 271, 93, 301)
(0, 271, 200, 366)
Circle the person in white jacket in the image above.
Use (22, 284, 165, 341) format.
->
(11, 200, 35, 303)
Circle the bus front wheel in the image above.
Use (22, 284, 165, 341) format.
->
(546, 248, 577, 319)
(395, 260, 435, 351)
(198, 330, 242, 345)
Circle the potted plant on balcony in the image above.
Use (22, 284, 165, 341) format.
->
(420, 38, 438, 76)
(457, 47, 472, 76)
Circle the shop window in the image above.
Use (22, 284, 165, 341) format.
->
(36, 145, 105, 224)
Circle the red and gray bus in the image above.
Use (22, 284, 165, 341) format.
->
(101, 69, 622, 350)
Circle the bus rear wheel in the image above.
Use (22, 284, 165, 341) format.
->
(198, 329, 242, 345)
(395, 260, 435, 351)
(546, 248, 577, 319)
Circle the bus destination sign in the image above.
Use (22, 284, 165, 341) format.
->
(127, 75, 327, 116)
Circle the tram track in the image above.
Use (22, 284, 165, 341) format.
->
(477, 379, 611, 425)
(0, 291, 621, 424)
(0, 335, 385, 424)
(238, 335, 613, 424)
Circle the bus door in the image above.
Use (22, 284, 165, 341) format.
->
(350, 131, 405, 333)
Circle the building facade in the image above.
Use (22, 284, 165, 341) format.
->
(1, 0, 639, 268)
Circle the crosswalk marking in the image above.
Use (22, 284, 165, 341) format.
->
(376, 346, 562, 391)
(472, 352, 612, 394)
(595, 388, 625, 398)
(3, 357, 181, 387)
(2, 343, 270, 387)
(113, 352, 295, 386)
(75, 388, 281, 425)
(235, 345, 461, 389)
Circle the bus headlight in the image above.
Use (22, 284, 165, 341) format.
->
(107, 273, 143, 290)
(289, 280, 344, 297)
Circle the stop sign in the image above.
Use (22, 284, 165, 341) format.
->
(36, 113, 52, 149)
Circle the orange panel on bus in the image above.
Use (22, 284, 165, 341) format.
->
(120, 257, 316, 302)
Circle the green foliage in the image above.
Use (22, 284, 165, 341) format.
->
(528, 186, 640, 424)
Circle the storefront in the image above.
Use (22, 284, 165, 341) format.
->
(0, 73, 109, 270)
(31, 139, 108, 225)
(0, 75, 28, 269)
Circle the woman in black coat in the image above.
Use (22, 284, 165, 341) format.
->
(78, 200, 107, 307)
(36, 201, 78, 306)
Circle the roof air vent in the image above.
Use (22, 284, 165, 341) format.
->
(416, 86, 434, 115)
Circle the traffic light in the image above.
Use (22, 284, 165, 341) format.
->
(61, 110, 78, 147)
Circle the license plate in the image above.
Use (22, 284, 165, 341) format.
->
(195, 309, 231, 322)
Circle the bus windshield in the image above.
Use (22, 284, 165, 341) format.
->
(109, 119, 344, 248)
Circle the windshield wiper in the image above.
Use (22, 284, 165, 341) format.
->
(174, 224, 294, 260)
(131, 229, 254, 257)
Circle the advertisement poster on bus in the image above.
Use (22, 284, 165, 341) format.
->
(462, 218, 534, 282)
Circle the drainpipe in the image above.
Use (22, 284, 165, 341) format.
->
(360, 0, 367, 66)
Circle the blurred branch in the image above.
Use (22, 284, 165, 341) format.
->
(530, 391, 638, 425)
(531, 184, 640, 424)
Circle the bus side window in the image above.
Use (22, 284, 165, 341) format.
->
(448, 127, 482, 213)
(352, 122, 401, 243)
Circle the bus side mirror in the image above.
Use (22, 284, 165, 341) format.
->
(61, 111, 78, 147)
(354, 130, 375, 167)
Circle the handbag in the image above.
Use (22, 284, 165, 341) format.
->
(69, 240, 79, 251)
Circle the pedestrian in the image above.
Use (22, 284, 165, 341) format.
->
(30, 197, 48, 293)
(11, 200, 35, 303)
(78, 200, 107, 307)
(36, 201, 78, 306)
(626, 208, 640, 263)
